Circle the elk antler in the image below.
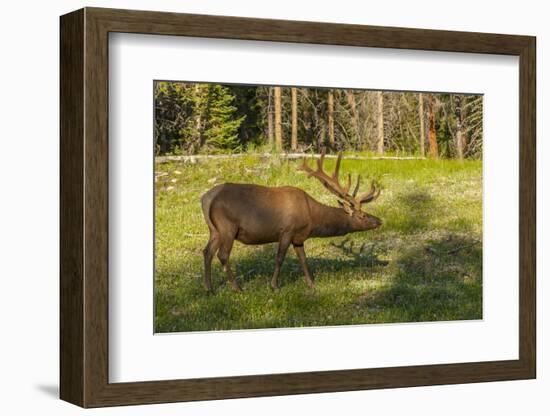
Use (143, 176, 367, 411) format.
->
(357, 180, 381, 205)
(299, 150, 380, 213)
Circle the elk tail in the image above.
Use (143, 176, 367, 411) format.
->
(200, 185, 222, 234)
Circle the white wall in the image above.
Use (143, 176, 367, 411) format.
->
(0, 0, 545, 414)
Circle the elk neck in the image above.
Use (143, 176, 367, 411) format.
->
(308, 199, 355, 238)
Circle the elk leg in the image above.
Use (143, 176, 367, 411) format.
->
(217, 239, 242, 292)
(293, 244, 315, 289)
(203, 235, 220, 293)
(271, 236, 292, 291)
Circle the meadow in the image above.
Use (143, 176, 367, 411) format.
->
(155, 155, 482, 332)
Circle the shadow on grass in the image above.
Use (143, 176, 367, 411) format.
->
(155, 232, 481, 332)
(357, 233, 482, 322)
(155, 242, 387, 294)
(389, 188, 438, 232)
(154, 241, 391, 332)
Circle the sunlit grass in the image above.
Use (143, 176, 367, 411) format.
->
(155, 156, 482, 332)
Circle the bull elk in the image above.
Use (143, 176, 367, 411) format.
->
(201, 152, 382, 292)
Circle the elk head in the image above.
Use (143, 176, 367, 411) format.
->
(299, 151, 382, 231)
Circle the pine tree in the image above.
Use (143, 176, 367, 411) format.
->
(202, 85, 245, 152)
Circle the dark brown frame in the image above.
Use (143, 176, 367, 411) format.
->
(60, 7, 536, 408)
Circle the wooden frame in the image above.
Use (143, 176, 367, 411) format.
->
(60, 7, 536, 408)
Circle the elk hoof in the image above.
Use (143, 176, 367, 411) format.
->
(231, 282, 243, 293)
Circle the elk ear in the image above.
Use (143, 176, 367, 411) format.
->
(337, 200, 354, 216)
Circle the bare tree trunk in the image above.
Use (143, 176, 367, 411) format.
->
(454, 94, 464, 160)
(397, 105, 406, 154)
(346, 90, 360, 147)
(427, 94, 438, 158)
(291, 87, 298, 151)
(327, 89, 335, 147)
(267, 88, 274, 148)
(301, 88, 314, 148)
(418, 93, 425, 157)
(194, 84, 204, 147)
(274, 86, 283, 152)
(360, 91, 370, 151)
(376, 91, 384, 155)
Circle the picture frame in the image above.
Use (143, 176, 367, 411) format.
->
(60, 7, 536, 408)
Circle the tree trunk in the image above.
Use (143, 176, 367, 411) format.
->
(360, 91, 369, 151)
(327, 89, 335, 147)
(454, 94, 465, 160)
(194, 84, 204, 147)
(301, 88, 314, 148)
(376, 91, 384, 155)
(267, 88, 274, 147)
(291, 87, 298, 151)
(274, 86, 283, 152)
(427, 94, 438, 158)
(346, 91, 360, 147)
(418, 93, 425, 157)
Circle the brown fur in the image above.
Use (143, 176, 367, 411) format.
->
(201, 182, 382, 292)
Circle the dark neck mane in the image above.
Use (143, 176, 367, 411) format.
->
(308, 198, 354, 238)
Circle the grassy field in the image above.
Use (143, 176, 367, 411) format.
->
(155, 155, 482, 332)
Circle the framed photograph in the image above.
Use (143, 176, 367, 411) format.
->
(60, 7, 536, 408)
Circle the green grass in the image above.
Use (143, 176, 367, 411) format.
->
(155, 155, 482, 332)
